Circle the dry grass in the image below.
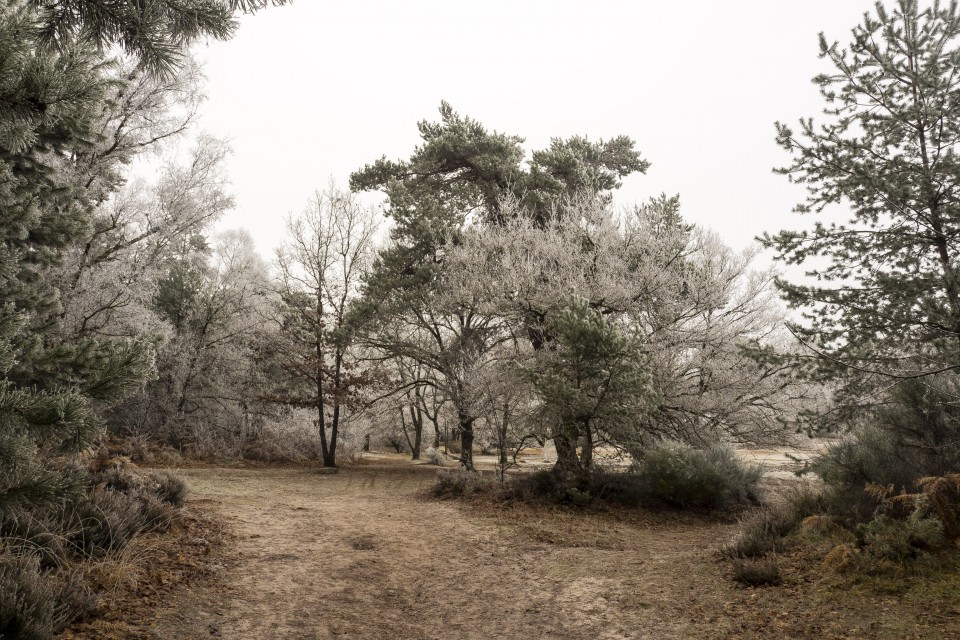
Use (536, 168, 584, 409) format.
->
(59, 460, 960, 640)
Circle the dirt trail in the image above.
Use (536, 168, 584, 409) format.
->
(150, 461, 751, 640)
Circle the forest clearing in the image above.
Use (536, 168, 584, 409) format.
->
(6, 1, 960, 638)
(62, 452, 959, 640)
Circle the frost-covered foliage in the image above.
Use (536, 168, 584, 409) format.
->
(443, 195, 808, 467)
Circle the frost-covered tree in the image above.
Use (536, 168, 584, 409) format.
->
(0, 0, 280, 511)
(448, 195, 804, 464)
(125, 229, 274, 450)
(271, 187, 381, 467)
(58, 135, 233, 342)
(351, 104, 649, 468)
(0, 5, 153, 512)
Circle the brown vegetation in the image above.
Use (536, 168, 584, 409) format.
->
(77, 458, 960, 640)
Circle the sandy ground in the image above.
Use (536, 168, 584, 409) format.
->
(138, 448, 954, 640)
(149, 461, 749, 640)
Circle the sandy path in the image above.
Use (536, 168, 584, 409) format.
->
(150, 462, 747, 640)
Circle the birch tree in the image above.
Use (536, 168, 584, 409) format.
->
(272, 186, 380, 467)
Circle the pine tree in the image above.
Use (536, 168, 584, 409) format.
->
(0, 0, 269, 510)
(350, 104, 649, 468)
(764, 0, 960, 414)
(28, 0, 287, 76)
(523, 299, 657, 475)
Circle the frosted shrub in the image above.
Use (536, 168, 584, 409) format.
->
(633, 440, 762, 510)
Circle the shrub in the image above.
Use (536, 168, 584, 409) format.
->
(632, 441, 762, 510)
(506, 445, 761, 511)
(812, 378, 960, 524)
(150, 471, 188, 507)
(584, 470, 645, 507)
(724, 485, 826, 559)
(0, 509, 70, 571)
(0, 553, 91, 640)
(724, 507, 793, 558)
(424, 448, 448, 467)
(241, 439, 297, 463)
(0, 462, 189, 637)
(507, 469, 605, 506)
(782, 484, 824, 521)
(69, 490, 150, 556)
(508, 470, 565, 503)
(431, 469, 494, 498)
(731, 556, 781, 586)
(857, 513, 946, 561)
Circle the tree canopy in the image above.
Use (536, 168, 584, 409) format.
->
(765, 0, 960, 397)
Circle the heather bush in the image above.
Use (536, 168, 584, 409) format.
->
(632, 440, 762, 510)
(0, 553, 91, 640)
(431, 469, 495, 498)
(0, 463, 190, 638)
(724, 507, 795, 559)
(151, 472, 188, 507)
(731, 556, 781, 586)
(723, 485, 824, 559)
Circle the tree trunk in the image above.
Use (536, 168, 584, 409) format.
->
(325, 402, 339, 468)
(458, 411, 475, 470)
(411, 405, 423, 460)
(315, 335, 329, 464)
(324, 351, 344, 469)
(400, 407, 416, 458)
(553, 432, 580, 473)
(498, 402, 510, 467)
(581, 420, 593, 472)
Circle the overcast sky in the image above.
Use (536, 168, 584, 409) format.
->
(190, 1, 873, 259)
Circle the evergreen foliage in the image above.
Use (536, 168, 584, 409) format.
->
(27, 0, 287, 77)
(811, 377, 960, 521)
(350, 101, 648, 230)
(0, 4, 154, 514)
(765, 0, 960, 413)
(0, 0, 275, 591)
(523, 299, 657, 473)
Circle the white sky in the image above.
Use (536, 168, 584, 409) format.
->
(190, 0, 872, 259)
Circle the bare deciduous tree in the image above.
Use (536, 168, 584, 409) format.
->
(271, 185, 380, 467)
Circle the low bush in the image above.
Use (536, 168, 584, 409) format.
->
(502, 442, 761, 511)
(584, 470, 645, 507)
(723, 485, 824, 559)
(506, 470, 565, 503)
(151, 471, 188, 507)
(69, 489, 152, 556)
(505, 469, 626, 506)
(724, 507, 794, 558)
(858, 513, 946, 561)
(431, 469, 495, 498)
(731, 556, 781, 586)
(812, 379, 960, 525)
(424, 448, 448, 467)
(631, 441, 762, 511)
(0, 459, 192, 638)
(0, 553, 91, 640)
